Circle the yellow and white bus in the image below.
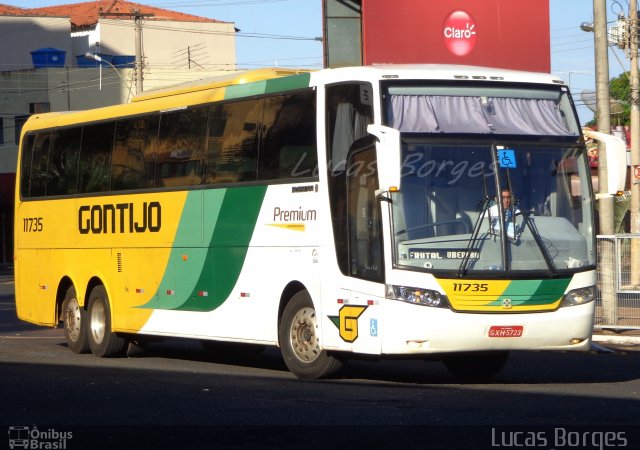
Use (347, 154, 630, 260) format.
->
(14, 65, 625, 379)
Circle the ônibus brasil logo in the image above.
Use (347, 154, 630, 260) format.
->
(443, 10, 477, 56)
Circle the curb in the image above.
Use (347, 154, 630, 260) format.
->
(592, 334, 640, 346)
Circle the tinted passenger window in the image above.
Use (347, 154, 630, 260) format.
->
(156, 107, 207, 188)
(111, 116, 159, 191)
(29, 132, 51, 197)
(47, 128, 81, 196)
(205, 100, 261, 184)
(20, 134, 35, 197)
(78, 123, 115, 193)
(259, 91, 317, 180)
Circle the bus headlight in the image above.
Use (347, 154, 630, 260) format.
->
(386, 284, 448, 308)
(561, 286, 595, 307)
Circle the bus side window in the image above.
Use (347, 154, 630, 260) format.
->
(205, 100, 260, 184)
(259, 90, 317, 180)
(29, 132, 51, 197)
(112, 116, 159, 191)
(78, 122, 115, 193)
(326, 83, 373, 174)
(46, 128, 81, 196)
(19, 134, 36, 198)
(156, 107, 207, 188)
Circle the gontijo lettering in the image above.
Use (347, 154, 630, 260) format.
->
(78, 202, 161, 234)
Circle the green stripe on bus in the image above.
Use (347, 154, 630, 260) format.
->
(488, 278, 571, 307)
(178, 186, 267, 311)
(139, 190, 224, 310)
(140, 186, 267, 312)
(224, 73, 311, 100)
(264, 73, 311, 94)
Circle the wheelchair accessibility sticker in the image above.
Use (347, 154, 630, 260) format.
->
(497, 148, 517, 168)
(370, 319, 378, 337)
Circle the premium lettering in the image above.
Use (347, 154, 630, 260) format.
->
(273, 206, 317, 222)
(79, 202, 161, 234)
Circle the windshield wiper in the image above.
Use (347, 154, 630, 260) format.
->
(518, 210, 558, 276)
(457, 196, 492, 277)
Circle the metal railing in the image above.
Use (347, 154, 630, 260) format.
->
(594, 234, 640, 330)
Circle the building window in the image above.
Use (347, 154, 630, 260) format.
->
(29, 103, 50, 114)
(14, 115, 29, 145)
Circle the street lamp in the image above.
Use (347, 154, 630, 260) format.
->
(84, 52, 134, 101)
(580, 21, 595, 32)
(84, 52, 122, 91)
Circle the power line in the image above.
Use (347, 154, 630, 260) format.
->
(98, 18, 321, 41)
(150, 0, 288, 7)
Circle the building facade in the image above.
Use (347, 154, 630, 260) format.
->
(0, 1, 238, 266)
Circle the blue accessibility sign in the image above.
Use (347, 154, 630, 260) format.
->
(498, 149, 517, 168)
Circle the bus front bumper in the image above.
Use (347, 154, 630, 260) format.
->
(377, 300, 595, 355)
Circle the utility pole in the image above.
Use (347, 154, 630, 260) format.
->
(134, 9, 144, 94)
(594, 0, 617, 324)
(99, 9, 153, 95)
(630, 0, 640, 288)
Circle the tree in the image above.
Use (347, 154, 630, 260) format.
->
(586, 72, 631, 127)
(609, 72, 631, 125)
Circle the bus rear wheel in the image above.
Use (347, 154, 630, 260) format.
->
(62, 286, 89, 354)
(278, 291, 342, 379)
(87, 285, 127, 357)
(442, 351, 509, 380)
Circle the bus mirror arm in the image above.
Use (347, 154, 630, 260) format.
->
(367, 124, 402, 192)
(375, 189, 392, 202)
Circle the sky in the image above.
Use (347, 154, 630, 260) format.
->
(8, 0, 632, 125)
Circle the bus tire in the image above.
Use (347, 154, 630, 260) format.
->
(442, 351, 509, 380)
(62, 286, 89, 354)
(278, 291, 342, 379)
(87, 285, 127, 357)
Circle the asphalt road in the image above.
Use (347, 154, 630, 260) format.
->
(1, 293, 639, 450)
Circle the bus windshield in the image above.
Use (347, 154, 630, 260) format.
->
(390, 140, 595, 275)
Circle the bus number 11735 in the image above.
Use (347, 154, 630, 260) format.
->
(452, 283, 489, 292)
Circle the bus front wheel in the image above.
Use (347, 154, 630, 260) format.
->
(279, 291, 342, 379)
(442, 351, 509, 380)
(87, 285, 127, 357)
(62, 286, 89, 354)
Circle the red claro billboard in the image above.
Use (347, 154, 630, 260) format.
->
(361, 0, 550, 73)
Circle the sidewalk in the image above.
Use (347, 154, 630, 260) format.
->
(592, 329, 640, 348)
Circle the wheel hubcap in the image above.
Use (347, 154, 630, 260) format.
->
(90, 301, 106, 345)
(289, 307, 320, 363)
(64, 298, 81, 342)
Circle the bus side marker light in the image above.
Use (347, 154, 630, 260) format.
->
(367, 300, 378, 306)
(337, 299, 348, 304)
(39, 285, 48, 290)
(570, 338, 585, 345)
(136, 288, 145, 294)
(166, 290, 175, 295)
(182, 255, 188, 261)
(199, 291, 209, 297)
